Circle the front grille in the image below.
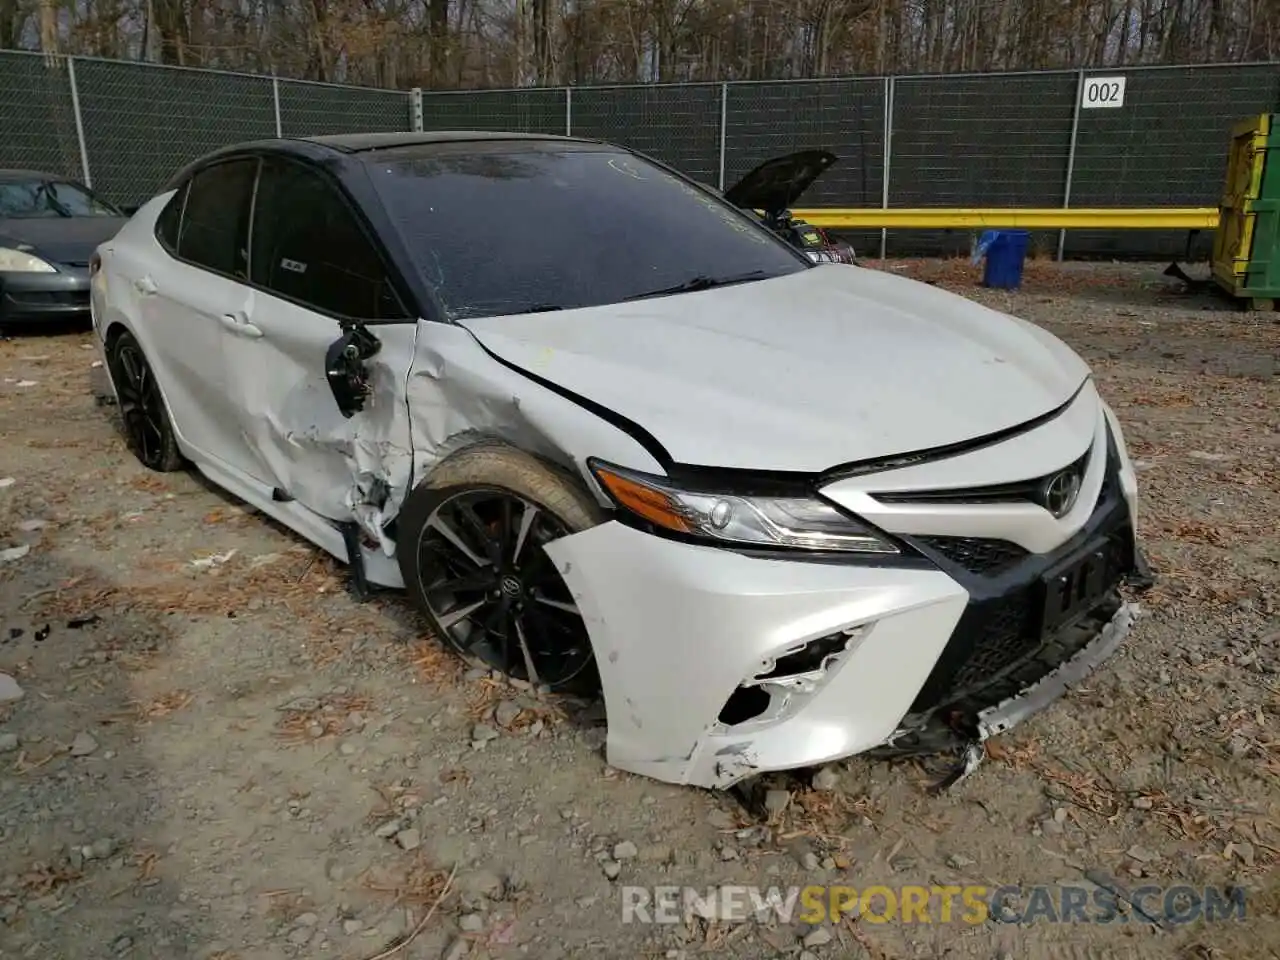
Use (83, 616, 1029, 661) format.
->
(872, 445, 1092, 507)
(915, 536, 1028, 575)
(907, 435, 1133, 715)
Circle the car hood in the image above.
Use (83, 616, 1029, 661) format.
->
(723, 150, 837, 214)
(0, 216, 127, 266)
(458, 265, 1092, 474)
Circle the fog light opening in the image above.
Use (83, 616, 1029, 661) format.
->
(718, 686, 772, 725)
(751, 625, 865, 683)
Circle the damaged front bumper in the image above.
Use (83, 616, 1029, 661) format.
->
(545, 511, 1143, 791)
(546, 520, 973, 789)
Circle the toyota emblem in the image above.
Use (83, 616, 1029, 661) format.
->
(1041, 469, 1083, 518)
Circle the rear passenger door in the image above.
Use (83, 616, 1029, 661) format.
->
(142, 157, 265, 479)
(219, 155, 417, 526)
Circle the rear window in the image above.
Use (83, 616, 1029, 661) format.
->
(365, 143, 808, 320)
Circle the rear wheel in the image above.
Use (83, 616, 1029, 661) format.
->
(396, 442, 606, 694)
(107, 329, 183, 472)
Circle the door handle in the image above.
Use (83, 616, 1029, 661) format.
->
(133, 276, 157, 295)
(220, 313, 264, 339)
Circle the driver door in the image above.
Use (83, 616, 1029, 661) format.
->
(215, 155, 418, 527)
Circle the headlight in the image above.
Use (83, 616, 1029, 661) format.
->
(590, 460, 899, 554)
(0, 247, 56, 273)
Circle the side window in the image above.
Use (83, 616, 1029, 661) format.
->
(178, 159, 257, 279)
(155, 181, 187, 252)
(251, 158, 409, 320)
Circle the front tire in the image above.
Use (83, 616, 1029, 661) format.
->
(396, 442, 606, 694)
(107, 329, 184, 472)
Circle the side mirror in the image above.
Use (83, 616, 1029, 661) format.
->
(325, 324, 382, 418)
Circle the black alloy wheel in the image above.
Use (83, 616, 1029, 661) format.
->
(415, 488, 595, 690)
(108, 330, 183, 472)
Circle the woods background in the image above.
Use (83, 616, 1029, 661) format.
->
(3, 0, 1279, 91)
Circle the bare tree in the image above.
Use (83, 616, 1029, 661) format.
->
(4, 0, 1278, 87)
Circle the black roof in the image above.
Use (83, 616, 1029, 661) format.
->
(297, 131, 593, 154)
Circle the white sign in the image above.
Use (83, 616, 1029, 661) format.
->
(1082, 76, 1126, 109)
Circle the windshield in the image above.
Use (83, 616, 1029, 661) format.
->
(366, 142, 809, 319)
(0, 178, 120, 219)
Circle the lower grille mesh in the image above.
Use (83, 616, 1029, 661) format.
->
(916, 536, 1028, 576)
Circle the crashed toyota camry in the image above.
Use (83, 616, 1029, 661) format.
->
(90, 132, 1150, 789)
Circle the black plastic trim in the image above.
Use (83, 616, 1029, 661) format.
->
(820, 378, 1090, 483)
(466, 337, 675, 470)
(872, 441, 1093, 507)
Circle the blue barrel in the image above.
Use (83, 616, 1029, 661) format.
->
(975, 229, 1030, 289)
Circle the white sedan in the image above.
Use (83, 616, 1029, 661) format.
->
(90, 132, 1149, 789)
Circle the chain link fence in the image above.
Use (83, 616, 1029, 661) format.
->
(3, 48, 1278, 257)
(0, 49, 412, 206)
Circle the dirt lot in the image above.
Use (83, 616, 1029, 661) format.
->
(1, 261, 1277, 960)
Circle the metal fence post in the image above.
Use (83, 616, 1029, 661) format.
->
(410, 87, 424, 132)
(1059, 69, 1085, 261)
(66, 56, 92, 188)
(718, 82, 728, 190)
(880, 76, 894, 261)
(272, 75, 283, 137)
(565, 87, 572, 135)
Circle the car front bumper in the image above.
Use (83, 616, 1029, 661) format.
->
(546, 411, 1141, 790)
(0, 268, 92, 323)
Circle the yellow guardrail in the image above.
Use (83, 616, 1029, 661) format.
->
(791, 208, 1221, 230)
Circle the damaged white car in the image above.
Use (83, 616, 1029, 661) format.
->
(90, 132, 1151, 790)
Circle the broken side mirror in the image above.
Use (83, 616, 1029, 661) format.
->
(325, 323, 382, 418)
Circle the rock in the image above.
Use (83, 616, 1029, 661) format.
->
(472, 723, 499, 743)
(457, 869, 504, 899)
(69, 731, 99, 757)
(719, 846, 739, 861)
(342, 919, 363, 935)
(764, 789, 791, 815)
(0, 733, 18, 753)
(459, 913, 485, 933)
(339, 741, 359, 756)
(112, 935, 134, 954)
(946, 854, 975, 869)
(296, 912, 319, 926)
(380, 911, 409, 939)
(1225, 841, 1255, 867)
(803, 927, 833, 948)
(443, 938, 471, 960)
(811, 767, 840, 791)
(1041, 818, 1064, 836)
(1132, 797, 1154, 810)
(801, 852, 821, 871)
(1126, 845, 1158, 863)
(0, 674, 23, 703)
(0, 545, 30, 564)
(396, 828, 422, 851)
(494, 701, 522, 727)
(1053, 807, 1068, 824)
(706, 809, 735, 830)
(613, 840, 638, 860)
(602, 860, 621, 880)
(85, 838, 116, 860)
(287, 926, 313, 946)
(374, 819, 402, 839)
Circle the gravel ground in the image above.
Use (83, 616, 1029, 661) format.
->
(1, 260, 1277, 960)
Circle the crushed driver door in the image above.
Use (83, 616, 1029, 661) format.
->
(215, 155, 419, 545)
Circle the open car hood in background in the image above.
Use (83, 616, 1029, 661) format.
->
(723, 150, 838, 214)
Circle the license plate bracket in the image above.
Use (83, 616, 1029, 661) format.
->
(1039, 538, 1111, 636)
